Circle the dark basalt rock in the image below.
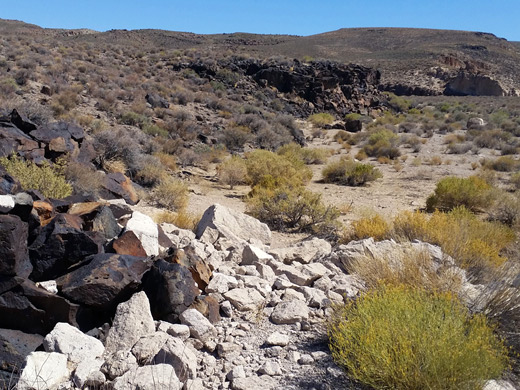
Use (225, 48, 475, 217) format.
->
(9, 109, 37, 134)
(190, 295, 221, 324)
(101, 173, 139, 205)
(142, 259, 199, 323)
(0, 166, 21, 195)
(0, 215, 32, 278)
(57, 253, 151, 312)
(111, 231, 147, 257)
(29, 213, 104, 281)
(145, 93, 170, 109)
(91, 206, 121, 240)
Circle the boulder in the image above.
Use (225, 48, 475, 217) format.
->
(0, 165, 21, 195)
(224, 288, 265, 312)
(241, 244, 274, 265)
(11, 192, 34, 222)
(270, 299, 309, 324)
(483, 380, 517, 390)
(0, 215, 31, 278)
(0, 194, 14, 213)
(179, 308, 217, 345)
(145, 93, 170, 109)
(131, 331, 170, 364)
(206, 273, 239, 294)
(112, 231, 147, 257)
(143, 259, 199, 323)
(0, 329, 43, 373)
(125, 211, 159, 256)
(112, 364, 181, 390)
(29, 213, 103, 281)
(467, 117, 486, 129)
(101, 350, 138, 380)
(102, 172, 139, 205)
(17, 352, 69, 390)
(196, 204, 271, 248)
(43, 322, 104, 364)
(104, 291, 156, 354)
(189, 295, 221, 324)
(266, 332, 290, 347)
(0, 280, 82, 335)
(72, 358, 105, 388)
(153, 336, 197, 382)
(91, 206, 121, 240)
(168, 246, 213, 290)
(269, 238, 332, 264)
(57, 253, 151, 312)
(32, 200, 54, 226)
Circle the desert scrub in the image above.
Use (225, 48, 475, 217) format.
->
(150, 177, 188, 211)
(426, 175, 493, 212)
(328, 285, 508, 390)
(393, 208, 515, 271)
(217, 155, 247, 189)
(322, 158, 381, 186)
(246, 185, 339, 235)
(308, 112, 334, 127)
(277, 143, 330, 165)
(0, 155, 72, 198)
(362, 129, 401, 159)
(155, 209, 199, 231)
(349, 214, 391, 241)
(245, 149, 312, 190)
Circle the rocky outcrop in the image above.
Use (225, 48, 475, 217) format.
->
(445, 72, 507, 96)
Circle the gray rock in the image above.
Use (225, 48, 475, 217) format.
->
(0, 194, 14, 213)
(113, 364, 181, 390)
(483, 380, 517, 390)
(224, 288, 265, 312)
(196, 204, 271, 249)
(18, 352, 69, 390)
(154, 337, 197, 382)
(266, 332, 290, 347)
(221, 300, 233, 317)
(270, 299, 309, 324)
(232, 375, 277, 390)
(180, 308, 217, 344)
(104, 291, 156, 354)
(217, 342, 242, 358)
(298, 354, 314, 365)
(227, 365, 246, 381)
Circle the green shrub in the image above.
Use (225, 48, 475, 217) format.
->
(426, 176, 493, 212)
(217, 156, 248, 189)
(363, 129, 401, 159)
(246, 185, 339, 235)
(245, 149, 312, 190)
(349, 215, 391, 241)
(150, 177, 188, 211)
(329, 285, 508, 390)
(0, 155, 72, 199)
(308, 112, 335, 127)
(277, 143, 329, 165)
(322, 158, 381, 186)
(482, 156, 519, 172)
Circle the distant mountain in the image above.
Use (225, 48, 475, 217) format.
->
(2, 19, 519, 96)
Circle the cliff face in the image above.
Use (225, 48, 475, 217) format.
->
(175, 58, 384, 116)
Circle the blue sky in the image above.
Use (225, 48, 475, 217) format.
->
(3, 1, 520, 41)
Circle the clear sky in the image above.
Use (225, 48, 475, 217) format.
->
(3, 0, 520, 41)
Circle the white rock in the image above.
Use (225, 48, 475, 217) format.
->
(269, 238, 332, 264)
(157, 321, 191, 341)
(224, 288, 265, 312)
(227, 365, 246, 381)
(72, 358, 105, 388)
(18, 352, 69, 390)
(270, 299, 309, 324)
(241, 244, 274, 265)
(154, 337, 197, 382)
(258, 361, 282, 376)
(255, 263, 276, 283)
(35, 280, 58, 294)
(232, 375, 277, 390)
(125, 211, 159, 256)
(101, 350, 138, 380)
(299, 286, 330, 308)
(43, 322, 104, 364)
(206, 273, 239, 294)
(266, 332, 290, 347)
(179, 308, 218, 344)
(298, 354, 314, 365)
(104, 291, 156, 355)
(131, 331, 170, 364)
(196, 204, 271, 249)
(236, 275, 272, 297)
(282, 289, 306, 302)
(0, 194, 15, 213)
(113, 364, 181, 390)
(483, 380, 517, 390)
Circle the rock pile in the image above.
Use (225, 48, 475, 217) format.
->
(1, 195, 515, 389)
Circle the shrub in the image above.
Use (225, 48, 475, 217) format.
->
(246, 185, 339, 235)
(329, 285, 508, 390)
(0, 155, 72, 199)
(65, 162, 104, 197)
(217, 156, 247, 189)
(426, 176, 493, 212)
(135, 159, 168, 187)
(219, 126, 253, 151)
(245, 149, 312, 190)
(482, 156, 519, 172)
(150, 177, 189, 211)
(308, 112, 334, 127)
(277, 143, 329, 165)
(363, 129, 400, 159)
(155, 209, 199, 231)
(349, 215, 391, 241)
(322, 158, 382, 186)
(393, 208, 515, 272)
